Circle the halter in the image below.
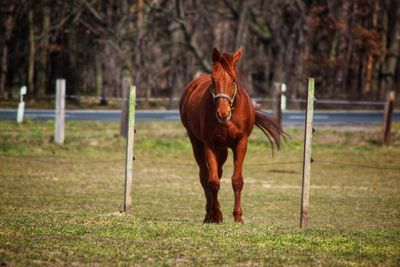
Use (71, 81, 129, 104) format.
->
(210, 81, 238, 109)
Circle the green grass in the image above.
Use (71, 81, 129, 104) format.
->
(1, 120, 399, 265)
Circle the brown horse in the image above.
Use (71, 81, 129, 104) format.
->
(180, 48, 285, 223)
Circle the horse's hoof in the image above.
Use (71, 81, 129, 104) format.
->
(203, 214, 213, 223)
(212, 210, 223, 223)
(234, 217, 244, 223)
(233, 210, 243, 223)
(203, 210, 223, 224)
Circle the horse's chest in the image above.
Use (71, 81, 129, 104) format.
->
(211, 125, 241, 147)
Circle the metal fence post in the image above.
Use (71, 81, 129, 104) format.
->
(300, 78, 315, 228)
(124, 85, 136, 215)
(54, 79, 65, 144)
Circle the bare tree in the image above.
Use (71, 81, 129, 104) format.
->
(0, 2, 15, 98)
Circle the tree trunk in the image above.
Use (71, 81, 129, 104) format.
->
(120, 76, 131, 137)
(95, 52, 103, 99)
(135, 0, 144, 100)
(28, 9, 35, 96)
(214, 21, 225, 50)
(37, 6, 50, 97)
(169, 22, 183, 109)
(101, 43, 116, 105)
(120, 0, 134, 97)
(377, 1, 389, 100)
(100, 3, 118, 105)
(175, 0, 210, 72)
(383, 0, 400, 94)
(335, 1, 351, 97)
(363, 0, 379, 96)
(234, 0, 250, 50)
(0, 3, 14, 99)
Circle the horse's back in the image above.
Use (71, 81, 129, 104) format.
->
(180, 74, 209, 107)
(180, 74, 210, 119)
(179, 74, 212, 142)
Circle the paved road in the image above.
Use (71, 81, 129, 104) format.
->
(0, 109, 399, 125)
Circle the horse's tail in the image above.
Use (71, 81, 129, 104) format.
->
(254, 109, 288, 151)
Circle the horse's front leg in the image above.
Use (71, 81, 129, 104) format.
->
(232, 137, 248, 223)
(204, 145, 223, 223)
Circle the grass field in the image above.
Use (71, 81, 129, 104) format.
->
(1, 120, 399, 265)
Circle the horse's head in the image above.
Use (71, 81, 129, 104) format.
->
(210, 47, 242, 123)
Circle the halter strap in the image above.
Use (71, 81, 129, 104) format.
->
(210, 82, 238, 108)
(213, 93, 234, 103)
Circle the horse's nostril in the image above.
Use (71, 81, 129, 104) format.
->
(216, 109, 231, 121)
(217, 110, 225, 119)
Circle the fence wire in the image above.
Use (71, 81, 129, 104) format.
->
(1, 156, 123, 165)
(2, 155, 399, 172)
(313, 160, 400, 171)
(65, 94, 386, 106)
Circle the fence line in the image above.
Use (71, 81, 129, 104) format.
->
(314, 99, 385, 105)
(66, 95, 180, 102)
(314, 160, 400, 171)
(3, 155, 399, 171)
(289, 98, 387, 105)
(66, 95, 127, 102)
(1, 155, 300, 168)
(1, 156, 124, 165)
(65, 94, 387, 106)
(138, 158, 304, 168)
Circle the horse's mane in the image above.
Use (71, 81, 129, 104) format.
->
(213, 53, 239, 80)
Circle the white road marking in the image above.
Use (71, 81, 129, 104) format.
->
(288, 115, 329, 120)
(27, 114, 71, 119)
(164, 116, 181, 120)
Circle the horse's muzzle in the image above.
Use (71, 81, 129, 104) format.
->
(216, 109, 232, 123)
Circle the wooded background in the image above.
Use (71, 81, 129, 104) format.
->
(1, 0, 399, 105)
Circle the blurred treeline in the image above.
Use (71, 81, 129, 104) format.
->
(0, 0, 399, 104)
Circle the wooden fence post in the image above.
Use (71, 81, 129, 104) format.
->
(124, 85, 136, 215)
(383, 91, 395, 146)
(120, 77, 131, 137)
(300, 77, 315, 228)
(54, 79, 65, 144)
(274, 82, 282, 125)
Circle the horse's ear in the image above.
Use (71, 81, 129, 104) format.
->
(233, 47, 243, 64)
(212, 48, 221, 63)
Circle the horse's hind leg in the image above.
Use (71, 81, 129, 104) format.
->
(188, 135, 213, 223)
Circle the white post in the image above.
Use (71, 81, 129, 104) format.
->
(124, 86, 136, 215)
(17, 86, 27, 123)
(281, 83, 287, 111)
(300, 78, 315, 228)
(54, 79, 65, 144)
